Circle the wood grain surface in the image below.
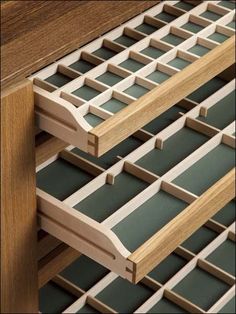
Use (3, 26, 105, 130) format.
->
(1, 1, 159, 89)
(0, 80, 38, 312)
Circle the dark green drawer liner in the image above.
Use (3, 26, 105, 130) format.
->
(39, 282, 77, 314)
(208, 32, 229, 43)
(161, 34, 185, 46)
(37, 158, 93, 201)
(206, 240, 235, 276)
(112, 191, 187, 252)
(140, 46, 166, 59)
(72, 85, 101, 101)
(146, 70, 170, 84)
(148, 298, 188, 313)
(119, 58, 145, 72)
(187, 77, 226, 103)
(181, 22, 204, 33)
(219, 296, 235, 313)
(155, 12, 177, 23)
(45, 72, 72, 87)
(84, 113, 104, 127)
(72, 136, 142, 169)
(188, 44, 210, 57)
(61, 256, 109, 291)
(124, 84, 149, 98)
(173, 267, 230, 310)
(173, 144, 235, 195)
(148, 253, 187, 285)
(227, 21, 235, 29)
(135, 23, 158, 35)
(136, 127, 208, 176)
(143, 105, 187, 134)
(198, 91, 235, 129)
(174, 1, 195, 11)
(101, 98, 127, 114)
(96, 71, 123, 86)
(92, 47, 117, 60)
(182, 226, 218, 254)
(74, 172, 148, 222)
(77, 304, 100, 313)
(212, 200, 236, 226)
(168, 57, 191, 70)
(218, 1, 235, 10)
(114, 35, 137, 47)
(96, 277, 153, 313)
(200, 10, 222, 21)
(69, 59, 96, 74)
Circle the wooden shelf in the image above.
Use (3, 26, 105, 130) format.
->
(30, 1, 235, 156)
(36, 79, 235, 283)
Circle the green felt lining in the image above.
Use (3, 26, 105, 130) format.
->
(37, 158, 93, 201)
(124, 84, 149, 98)
(155, 11, 177, 23)
(206, 240, 235, 276)
(135, 23, 158, 35)
(208, 32, 229, 43)
(84, 113, 103, 127)
(174, 1, 195, 11)
(143, 105, 187, 134)
(101, 98, 127, 113)
(92, 46, 116, 60)
(173, 144, 235, 195)
(181, 21, 204, 33)
(72, 136, 142, 169)
(97, 277, 154, 313)
(77, 304, 100, 313)
(161, 33, 185, 46)
(168, 57, 191, 70)
(218, 1, 235, 10)
(146, 70, 170, 84)
(69, 59, 96, 73)
(219, 296, 235, 313)
(60, 256, 109, 291)
(114, 35, 137, 47)
(198, 90, 235, 129)
(136, 127, 208, 176)
(74, 172, 148, 222)
(212, 200, 236, 226)
(45, 72, 72, 87)
(39, 282, 77, 313)
(119, 58, 145, 72)
(96, 71, 123, 86)
(113, 190, 187, 252)
(188, 44, 210, 56)
(182, 226, 218, 254)
(173, 268, 230, 310)
(140, 46, 165, 59)
(200, 10, 222, 21)
(148, 253, 187, 284)
(148, 298, 188, 313)
(227, 21, 235, 29)
(72, 85, 101, 101)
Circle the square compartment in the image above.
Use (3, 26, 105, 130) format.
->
(72, 85, 101, 101)
(114, 34, 138, 47)
(218, 1, 235, 10)
(227, 20, 235, 29)
(148, 253, 187, 284)
(101, 97, 127, 113)
(188, 44, 210, 56)
(173, 267, 230, 310)
(181, 226, 218, 254)
(200, 10, 223, 21)
(174, 1, 195, 11)
(155, 10, 178, 23)
(74, 172, 149, 222)
(37, 158, 94, 201)
(181, 21, 204, 33)
(45, 72, 72, 87)
(206, 240, 235, 276)
(60, 256, 109, 291)
(140, 46, 166, 59)
(208, 32, 229, 43)
(69, 58, 96, 73)
(92, 46, 117, 60)
(136, 127, 208, 176)
(123, 83, 149, 98)
(198, 90, 235, 129)
(39, 282, 78, 313)
(84, 113, 104, 127)
(168, 57, 191, 70)
(113, 190, 188, 252)
(161, 33, 186, 46)
(146, 70, 170, 84)
(212, 200, 236, 227)
(148, 297, 188, 313)
(119, 58, 145, 72)
(96, 277, 154, 313)
(173, 144, 235, 195)
(135, 23, 158, 35)
(96, 71, 123, 86)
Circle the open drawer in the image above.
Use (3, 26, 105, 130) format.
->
(37, 78, 235, 283)
(31, 0, 235, 156)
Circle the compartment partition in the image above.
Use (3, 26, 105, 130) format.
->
(31, 0, 235, 156)
(37, 78, 235, 283)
